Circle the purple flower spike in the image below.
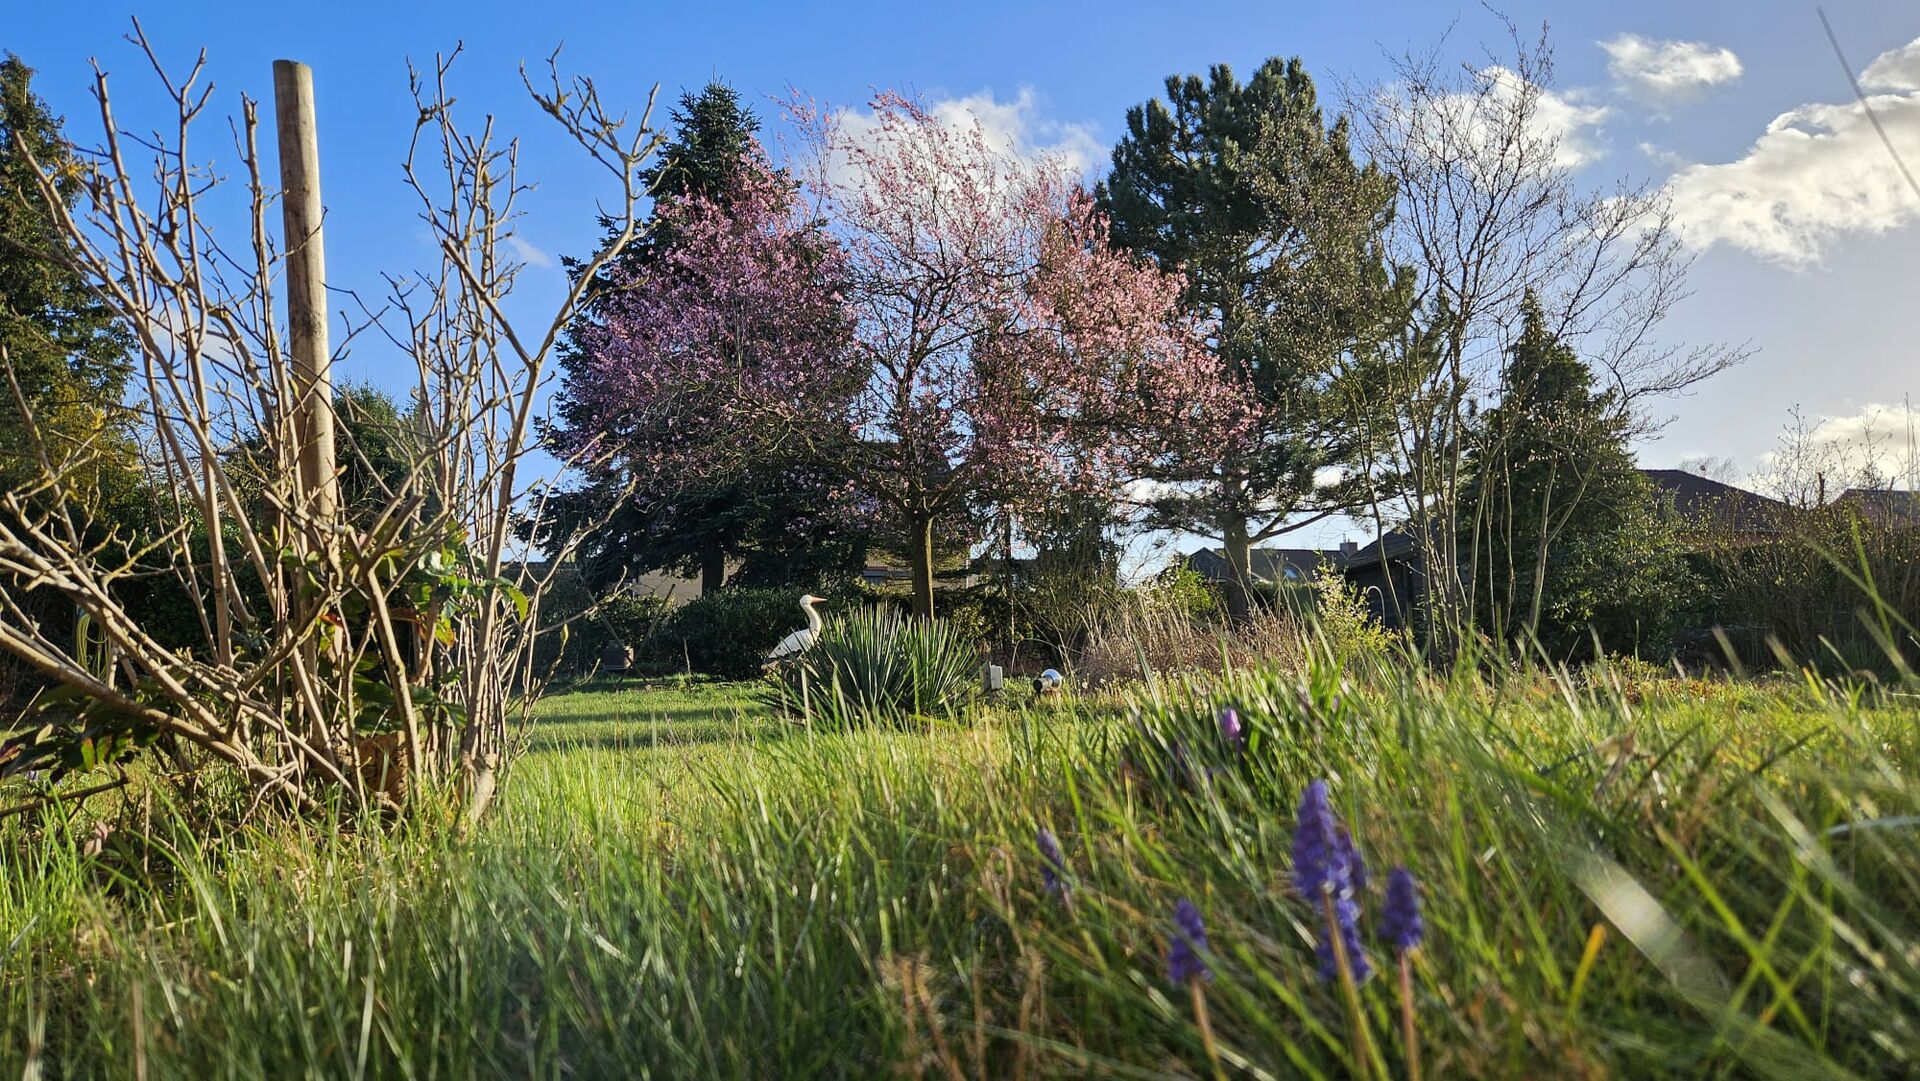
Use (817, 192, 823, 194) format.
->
(1337, 825, 1368, 894)
(1322, 894, 1372, 984)
(1218, 707, 1244, 750)
(1291, 780, 1371, 983)
(1382, 867, 1424, 951)
(1291, 780, 1342, 898)
(1166, 898, 1212, 985)
(1037, 828, 1069, 898)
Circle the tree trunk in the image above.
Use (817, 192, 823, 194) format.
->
(699, 542, 726, 596)
(1525, 466, 1557, 644)
(908, 513, 936, 619)
(1222, 513, 1254, 623)
(1002, 512, 1016, 650)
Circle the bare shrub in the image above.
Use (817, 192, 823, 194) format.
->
(0, 31, 662, 820)
(1076, 585, 1306, 689)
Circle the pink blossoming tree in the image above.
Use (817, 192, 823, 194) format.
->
(559, 153, 858, 474)
(793, 93, 1240, 617)
(552, 149, 865, 585)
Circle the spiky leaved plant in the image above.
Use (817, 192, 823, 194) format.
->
(767, 606, 977, 726)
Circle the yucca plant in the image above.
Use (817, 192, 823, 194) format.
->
(767, 606, 978, 725)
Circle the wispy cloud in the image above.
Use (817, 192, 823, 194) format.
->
(505, 233, 554, 270)
(1661, 36, 1920, 267)
(824, 86, 1102, 187)
(1601, 34, 1742, 107)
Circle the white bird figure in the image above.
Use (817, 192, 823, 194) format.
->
(765, 594, 826, 663)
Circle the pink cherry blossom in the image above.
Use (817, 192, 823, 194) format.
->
(789, 92, 1243, 611)
(556, 148, 859, 482)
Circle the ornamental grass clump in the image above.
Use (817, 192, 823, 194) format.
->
(766, 605, 977, 726)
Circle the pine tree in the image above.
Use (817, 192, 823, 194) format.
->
(1097, 58, 1410, 619)
(638, 81, 759, 206)
(0, 53, 143, 702)
(0, 53, 134, 483)
(1459, 295, 1690, 656)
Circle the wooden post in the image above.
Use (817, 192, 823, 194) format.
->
(273, 60, 338, 538)
(274, 60, 341, 779)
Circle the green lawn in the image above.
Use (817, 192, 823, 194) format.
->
(524, 675, 774, 751)
(4, 662, 1918, 1078)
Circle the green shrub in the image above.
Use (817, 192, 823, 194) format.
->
(601, 594, 671, 647)
(934, 592, 995, 653)
(1153, 561, 1224, 617)
(658, 588, 812, 680)
(1685, 507, 1919, 676)
(1306, 566, 1393, 663)
(768, 606, 978, 725)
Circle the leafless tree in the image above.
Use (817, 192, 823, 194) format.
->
(0, 27, 661, 822)
(1345, 22, 1746, 654)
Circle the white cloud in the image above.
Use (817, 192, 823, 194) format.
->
(1508, 70, 1613, 169)
(821, 87, 1102, 195)
(505, 233, 554, 270)
(925, 88, 1103, 180)
(1601, 34, 1742, 105)
(1378, 66, 1611, 172)
(1862, 39, 1920, 92)
(1662, 34, 1920, 268)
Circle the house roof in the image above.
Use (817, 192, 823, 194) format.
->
(1184, 546, 1344, 584)
(1640, 469, 1788, 531)
(1339, 529, 1422, 572)
(1838, 488, 1920, 522)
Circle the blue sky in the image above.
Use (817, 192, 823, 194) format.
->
(7, 1, 1919, 560)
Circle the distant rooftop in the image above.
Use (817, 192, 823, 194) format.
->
(1641, 469, 1788, 532)
(1183, 546, 1346, 584)
(1838, 488, 1920, 523)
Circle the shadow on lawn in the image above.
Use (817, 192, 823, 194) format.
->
(525, 720, 801, 755)
(527, 681, 790, 753)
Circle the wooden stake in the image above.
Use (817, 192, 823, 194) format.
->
(274, 60, 341, 778)
(273, 60, 338, 538)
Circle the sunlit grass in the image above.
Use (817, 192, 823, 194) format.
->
(2, 660, 1916, 1078)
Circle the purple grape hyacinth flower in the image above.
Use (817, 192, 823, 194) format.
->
(1037, 828, 1069, 898)
(1325, 893, 1371, 984)
(1166, 898, 1212, 985)
(1218, 706, 1244, 751)
(1291, 780, 1343, 897)
(1381, 867, 1424, 952)
(1337, 824, 1368, 893)
(1291, 780, 1372, 983)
